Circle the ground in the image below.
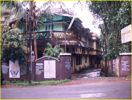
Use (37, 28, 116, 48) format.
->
(1, 69, 131, 99)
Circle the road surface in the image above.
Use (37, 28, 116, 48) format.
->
(1, 77, 131, 99)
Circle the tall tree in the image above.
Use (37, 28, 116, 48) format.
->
(88, 1, 131, 74)
(1, 1, 27, 66)
(89, 1, 131, 58)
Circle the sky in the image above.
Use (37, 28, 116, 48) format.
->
(64, 2, 101, 36)
(35, 1, 101, 36)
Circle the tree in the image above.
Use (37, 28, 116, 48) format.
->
(1, 1, 27, 66)
(2, 26, 27, 65)
(89, 1, 131, 59)
(88, 1, 131, 75)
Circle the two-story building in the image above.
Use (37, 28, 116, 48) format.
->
(36, 13, 102, 73)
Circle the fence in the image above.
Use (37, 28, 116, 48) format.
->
(2, 53, 72, 81)
(107, 53, 131, 77)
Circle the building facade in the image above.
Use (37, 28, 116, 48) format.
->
(36, 14, 102, 73)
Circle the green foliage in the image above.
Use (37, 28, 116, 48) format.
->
(2, 79, 70, 86)
(32, 79, 70, 86)
(89, 1, 131, 60)
(44, 43, 63, 58)
(2, 27, 27, 66)
(1, 1, 27, 67)
(1, 1, 22, 10)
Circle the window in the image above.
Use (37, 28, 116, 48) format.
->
(66, 47, 69, 52)
(85, 56, 87, 63)
(76, 55, 82, 65)
(72, 48, 75, 53)
(45, 25, 48, 31)
(82, 49, 85, 54)
(45, 24, 52, 31)
(52, 24, 54, 30)
(48, 25, 50, 30)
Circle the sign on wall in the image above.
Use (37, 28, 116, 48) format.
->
(121, 58, 130, 71)
(44, 60, 56, 78)
(112, 60, 116, 73)
(36, 63, 44, 75)
(121, 24, 131, 43)
(9, 60, 20, 78)
(64, 60, 71, 70)
(2, 63, 8, 74)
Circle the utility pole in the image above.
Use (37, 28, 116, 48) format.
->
(32, 2, 38, 59)
(26, 1, 36, 84)
(28, 1, 33, 84)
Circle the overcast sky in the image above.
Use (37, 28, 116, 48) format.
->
(64, 2, 101, 36)
(35, 1, 101, 36)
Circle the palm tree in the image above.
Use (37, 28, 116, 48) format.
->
(44, 43, 63, 58)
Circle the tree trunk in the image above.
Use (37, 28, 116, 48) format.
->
(103, 20, 110, 76)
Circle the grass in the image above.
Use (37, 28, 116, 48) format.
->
(2, 79, 70, 86)
(33, 79, 70, 85)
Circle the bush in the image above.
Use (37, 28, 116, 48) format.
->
(44, 43, 63, 58)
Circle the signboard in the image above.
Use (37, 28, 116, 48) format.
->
(64, 60, 71, 70)
(44, 60, 56, 78)
(2, 63, 8, 74)
(121, 24, 131, 43)
(121, 58, 130, 71)
(36, 63, 43, 75)
(9, 60, 20, 78)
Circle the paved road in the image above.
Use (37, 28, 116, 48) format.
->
(1, 78, 131, 99)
